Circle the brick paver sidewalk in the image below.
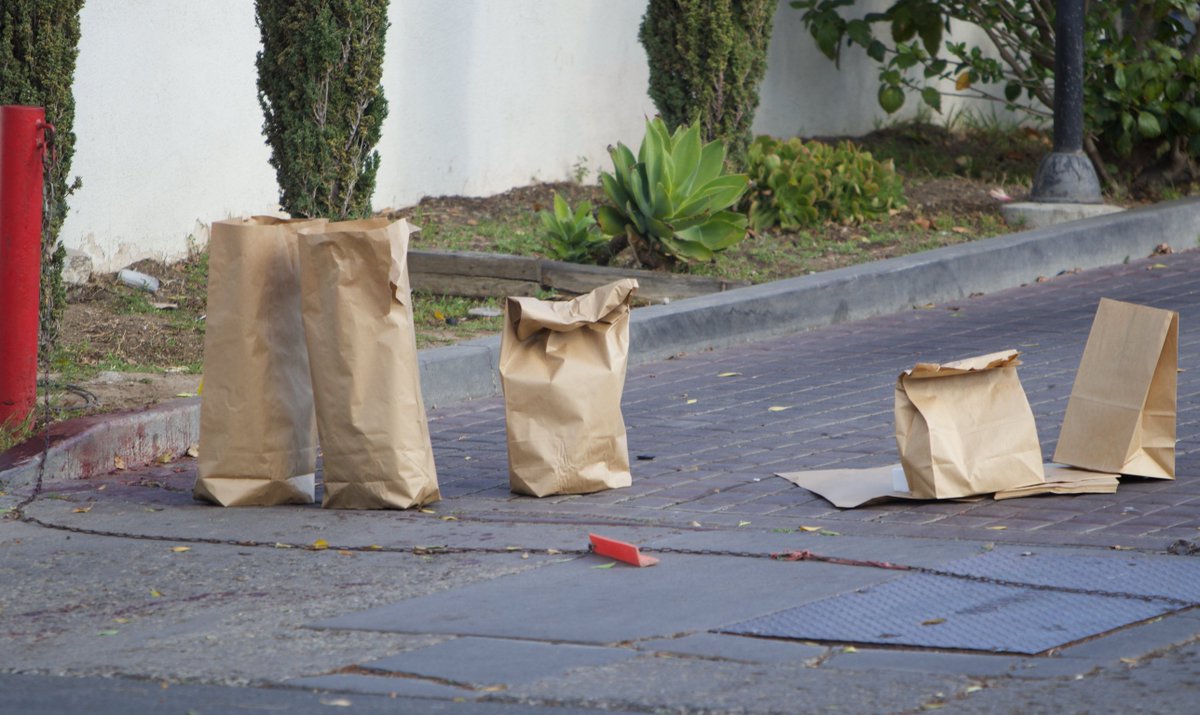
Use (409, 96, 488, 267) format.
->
(427, 250, 1200, 550)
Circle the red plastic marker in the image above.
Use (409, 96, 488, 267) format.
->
(588, 533, 659, 567)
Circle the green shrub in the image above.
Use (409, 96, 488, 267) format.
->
(791, 0, 1200, 193)
(0, 1, 83, 352)
(255, 0, 388, 219)
(538, 193, 607, 264)
(597, 118, 749, 269)
(744, 136, 905, 230)
(639, 0, 775, 169)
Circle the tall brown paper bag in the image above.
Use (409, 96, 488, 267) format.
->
(1053, 298, 1178, 478)
(194, 216, 324, 506)
(500, 279, 637, 497)
(895, 350, 1045, 499)
(298, 218, 440, 509)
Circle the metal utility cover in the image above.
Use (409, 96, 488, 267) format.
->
(718, 573, 1182, 655)
(933, 551, 1200, 603)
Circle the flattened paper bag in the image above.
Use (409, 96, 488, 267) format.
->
(896, 350, 1045, 499)
(298, 218, 440, 509)
(1053, 298, 1178, 479)
(500, 279, 637, 497)
(194, 216, 324, 507)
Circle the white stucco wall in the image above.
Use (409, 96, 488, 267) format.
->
(63, 1, 278, 272)
(59, 0, 1005, 272)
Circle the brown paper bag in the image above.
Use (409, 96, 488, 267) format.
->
(194, 216, 324, 506)
(297, 218, 440, 509)
(1053, 298, 1178, 478)
(500, 279, 637, 497)
(895, 350, 1045, 499)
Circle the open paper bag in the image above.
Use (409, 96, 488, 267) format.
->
(500, 279, 638, 496)
(895, 350, 1045, 499)
(298, 218, 440, 509)
(1053, 298, 1178, 478)
(194, 216, 323, 506)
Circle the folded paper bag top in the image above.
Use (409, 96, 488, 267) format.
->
(194, 215, 327, 507)
(895, 349, 1045, 500)
(500, 279, 637, 497)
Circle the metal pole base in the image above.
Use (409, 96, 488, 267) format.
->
(1029, 151, 1102, 204)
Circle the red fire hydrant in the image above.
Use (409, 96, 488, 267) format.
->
(0, 105, 49, 428)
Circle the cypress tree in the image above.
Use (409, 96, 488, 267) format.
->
(640, 0, 775, 170)
(0, 1, 84, 351)
(255, 0, 389, 219)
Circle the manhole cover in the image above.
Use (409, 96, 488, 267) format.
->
(935, 551, 1200, 603)
(717, 552, 1198, 654)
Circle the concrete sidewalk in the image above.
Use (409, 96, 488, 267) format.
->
(3, 248, 1200, 713)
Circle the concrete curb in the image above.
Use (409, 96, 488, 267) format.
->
(4, 196, 1199, 488)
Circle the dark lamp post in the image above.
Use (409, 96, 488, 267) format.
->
(1029, 0, 1102, 203)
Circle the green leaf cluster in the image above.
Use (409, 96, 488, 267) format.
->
(791, 0, 1200, 192)
(255, 0, 388, 219)
(537, 193, 607, 264)
(639, 0, 775, 169)
(597, 118, 749, 265)
(0, 1, 84, 353)
(744, 136, 905, 231)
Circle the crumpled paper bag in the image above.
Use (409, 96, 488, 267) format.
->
(895, 349, 1045, 499)
(500, 278, 638, 496)
(298, 218, 440, 509)
(194, 216, 324, 506)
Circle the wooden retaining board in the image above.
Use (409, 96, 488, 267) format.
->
(408, 250, 748, 302)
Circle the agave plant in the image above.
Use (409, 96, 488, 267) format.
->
(537, 192, 607, 264)
(597, 118, 749, 268)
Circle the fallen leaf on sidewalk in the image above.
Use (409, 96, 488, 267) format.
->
(170, 546, 191, 553)
(798, 526, 821, 532)
(112, 618, 130, 624)
(366, 544, 382, 551)
(149, 589, 162, 597)
(97, 629, 119, 636)
(311, 539, 329, 550)
(274, 542, 293, 549)
(440, 515, 458, 521)
(155, 452, 174, 464)
(686, 398, 698, 405)
(986, 525, 1008, 531)
(592, 562, 616, 569)
(186, 445, 199, 458)
(767, 406, 790, 412)
(717, 372, 742, 377)
(547, 548, 562, 555)
(737, 521, 752, 527)
(420, 508, 437, 514)
(72, 504, 93, 514)
(921, 618, 946, 626)
(113, 456, 126, 470)
(842, 646, 858, 653)
(690, 521, 702, 527)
